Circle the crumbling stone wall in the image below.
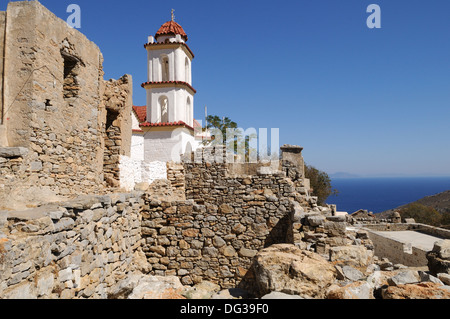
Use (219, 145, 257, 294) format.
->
(135, 146, 296, 288)
(166, 161, 185, 201)
(102, 76, 133, 188)
(0, 192, 147, 299)
(141, 190, 296, 288)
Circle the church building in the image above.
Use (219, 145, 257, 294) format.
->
(131, 11, 202, 164)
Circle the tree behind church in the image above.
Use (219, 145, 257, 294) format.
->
(204, 115, 256, 161)
(305, 164, 338, 205)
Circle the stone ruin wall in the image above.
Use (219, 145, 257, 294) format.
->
(140, 147, 298, 289)
(0, 192, 147, 299)
(102, 76, 133, 188)
(0, 145, 306, 297)
(2, 141, 444, 297)
(0, 2, 132, 210)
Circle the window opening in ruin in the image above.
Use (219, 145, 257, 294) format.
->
(104, 109, 121, 186)
(106, 109, 119, 132)
(61, 51, 81, 103)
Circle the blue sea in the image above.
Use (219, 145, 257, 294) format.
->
(326, 177, 450, 214)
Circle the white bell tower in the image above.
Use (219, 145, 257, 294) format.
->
(137, 10, 200, 163)
(143, 9, 195, 127)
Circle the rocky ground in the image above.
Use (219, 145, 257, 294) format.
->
(108, 240, 450, 300)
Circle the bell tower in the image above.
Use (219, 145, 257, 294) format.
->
(136, 10, 200, 163)
(142, 10, 195, 127)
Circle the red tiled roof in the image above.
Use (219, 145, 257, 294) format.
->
(133, 105, 198, 132)
(144, 42, 194, 58)
(140, 120, 194, 131)
(155, 21, 188, 41)
(141, 81, 196, 94)
(132, 105, 147, 123)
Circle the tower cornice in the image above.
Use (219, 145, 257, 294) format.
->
(141, 81, 197, 95)
(144, 42, 194, 59)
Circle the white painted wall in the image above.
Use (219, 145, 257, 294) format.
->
(119, 155, 168, 191)
(146, 87, 194, 127)
(131, 134, 144, 162)
(155, 34, 185, 44)
(143, 128, 196, 163)
(147, 47, 192, 84)
(142, 161, 167, 185)
(131, 112, 141, 130)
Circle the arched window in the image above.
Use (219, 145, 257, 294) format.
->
(161, 56, 169, 81)
(185, 58, 190, 83)
(159, 96, 169, 123)
(186, 97, 192, 126)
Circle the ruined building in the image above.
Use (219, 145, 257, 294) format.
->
(0, 1, 133, 210)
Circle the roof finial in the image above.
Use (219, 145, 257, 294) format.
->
(171, 9, 175, 21)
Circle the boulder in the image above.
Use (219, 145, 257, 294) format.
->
(419, 271, 444, 285)
(438, 273, 450, 286)
(335, 265, 364, 282)
(252, 244, 336, 298)
(211, 288, 252, 299)
(381, 282, 450, 299)
(261, 291, 303, 299)
(306, 215, 326, 227)
(118, 275, 186, 299)
(426, 240, 450, 276)
(329, 245, 373, 268)
(327, 281, 374, 299)
(182, 281, 221, 299)
(431, 240, 450, 259)
(387, 270, 420, 286)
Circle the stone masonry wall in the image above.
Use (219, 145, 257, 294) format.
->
(0, 192, 147, 299)
(166, 161, 185, 201)
(137, 146, 297, 288)
(102, 76, 133, 188)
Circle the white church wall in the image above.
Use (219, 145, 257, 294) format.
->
(119, 155, 168, 191)
(143, 128, 194, 163)
(119, 155, 142, 191)
(131, 134, 144, 161)
(146, 87, 194, 126)
(155, 35, 185, 44)
(142, 161, 167, 185)
(174, 47, 191, 84)
(148, 46, 191, 83)
(148, 48, 175, 82)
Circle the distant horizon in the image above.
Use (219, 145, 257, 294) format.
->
(327, 175, 450, 214)
(330, 173, 450, 179)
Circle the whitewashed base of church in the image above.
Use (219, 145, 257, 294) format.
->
(143, 128, 197, 163)
(131, 134, 145, 161)
(119, 156, 167, 191)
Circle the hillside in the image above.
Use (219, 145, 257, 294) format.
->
(378, 190, 450, 219)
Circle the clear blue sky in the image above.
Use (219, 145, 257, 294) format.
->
(2, 0, 450, 177)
